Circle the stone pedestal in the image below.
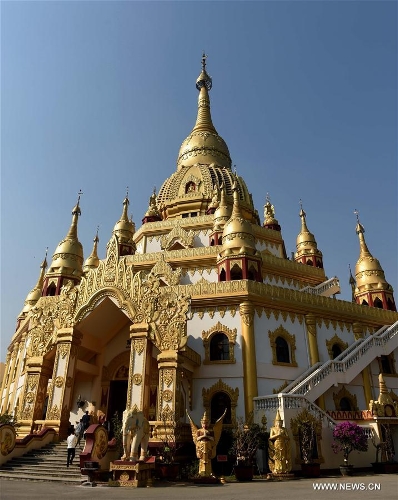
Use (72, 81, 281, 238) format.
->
(109, 457, 155, 487)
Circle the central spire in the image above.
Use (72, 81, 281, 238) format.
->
(176, 54, 231, 170)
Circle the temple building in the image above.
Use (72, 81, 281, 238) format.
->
(1, 55, 398, 471)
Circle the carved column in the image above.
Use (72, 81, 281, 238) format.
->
(239, 301, 258, 417)
(45, 328, 81, 438)
(305, 314, 325, 409)
(353, 322, 372, 405)
(18, 356, 53, 436)
(126, 323, 152, 416)
(157, 350, 183, 420)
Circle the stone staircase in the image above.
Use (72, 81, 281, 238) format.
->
(0, 440, 84, 483)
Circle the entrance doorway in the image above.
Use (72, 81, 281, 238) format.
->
(107, 380, 128, 421)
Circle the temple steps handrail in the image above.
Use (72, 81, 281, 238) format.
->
(288, 321, 398, 398)
(299, 276, 340, 296)
(253, 393, 337, 429)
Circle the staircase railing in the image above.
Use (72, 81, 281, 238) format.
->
(285, 321, 398, 399)
(300, 277, 340, 297)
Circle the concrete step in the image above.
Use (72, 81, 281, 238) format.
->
(0, 471, 83, 483)
(1, 465, 81, 474)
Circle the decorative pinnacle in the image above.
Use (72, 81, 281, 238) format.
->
(266, 193, 271, 204)
(196, 52, 212, 91)
(354, 209, 360, 223)
(202, 52, 207, 71)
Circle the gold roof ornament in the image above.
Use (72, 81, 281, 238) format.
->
(144, 188, 161, 219)
(294, 200, 323, 263)
(18, 249, 48, 318)
(219, 175, 257, 257)
(176, 53, 231, 170)
(111, 190, 136, 248)
(47, 191, 84, 279)
(354, 210, 393, 294)
(213, 184, 232, 231)
(263, 193, 279, 227)
(83, 227, 100, 272)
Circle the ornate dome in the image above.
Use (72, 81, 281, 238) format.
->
(157, 55, 256, 221)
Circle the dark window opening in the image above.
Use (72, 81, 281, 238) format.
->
(374, 297, 383, 309)
(210, 392, 231, 424)
(332, 344, 343, 359)
(219, 269, 226, 282)
(339, 397, 352, 411)
(275, 336, 290, 363)
(210, 333, 230, 361)
(230, 264, 242, 281)
(46, 283, 56, 296)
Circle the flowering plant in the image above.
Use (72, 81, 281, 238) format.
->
(331, 421, 368, 465)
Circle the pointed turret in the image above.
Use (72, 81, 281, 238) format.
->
(44, 193, 84, 296)
(142, 188, 162, 224)
(354, 211, 396, 310)
(176, 53, 231, 170)
(108, 192, 136, 257)
(84, 228, 100, 272)
(217, 176, 262, 281)
(263, 194, 281, 231)
(294, 202, 323, 269)
(18, 250, 48, 323)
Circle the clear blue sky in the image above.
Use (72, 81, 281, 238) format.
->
(1, 1, 397, 362)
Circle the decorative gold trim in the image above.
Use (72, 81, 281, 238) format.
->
(160, 223, 195, 251)
(268, 325, 298, 367)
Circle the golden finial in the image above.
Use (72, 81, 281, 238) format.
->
(354, 208, 360, 223)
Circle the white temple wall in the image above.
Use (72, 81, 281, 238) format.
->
(317, 323, 354, 363)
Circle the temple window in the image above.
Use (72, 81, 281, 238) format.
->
(46, 283, 56, 296)
(269, 325, 298, 367)
(210, 333, 230, 361)
(333, 385, 358, 411)
(340, 397, 352, 411)
(219, 268, 226, 282)
(326, 334, 348, 360)
(373, 297, 383, 308)
(230, 263, 242, 280)
(202, 322, 237, 365)
(379, 354, 396, 375)
(210, 391, 231, 424)
(331, 344, 342, 359)
(387, 298, 396, 311)
(361, 299, 368, 306)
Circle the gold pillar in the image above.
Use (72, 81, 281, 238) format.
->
(239, 301, 258, 417)
(157, 350, 183, 420)
(305, 314, 325, 410)
(353, 322, 372, 405)
(126, 323, 152, 416)
(44, 328, 81, 438)
(18, 356, 53, 436)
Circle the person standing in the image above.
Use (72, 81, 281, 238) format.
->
(82, 410, 90, 431)
(66, 429, 77, 467)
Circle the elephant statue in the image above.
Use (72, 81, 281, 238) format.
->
(121, 409, 150, 461)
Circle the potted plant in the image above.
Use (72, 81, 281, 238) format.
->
(331, 421, 368, 476)
(371, 424, 398, 474)
(230, 413, 263, 481)
(290, 409, 321, 477)
(154, 414, 182, 481)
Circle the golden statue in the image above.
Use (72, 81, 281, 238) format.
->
(187, 409, 226, 477)
(268, 410, 292, 474)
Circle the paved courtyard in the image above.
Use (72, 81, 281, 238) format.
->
(1, 474, 397, 500)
